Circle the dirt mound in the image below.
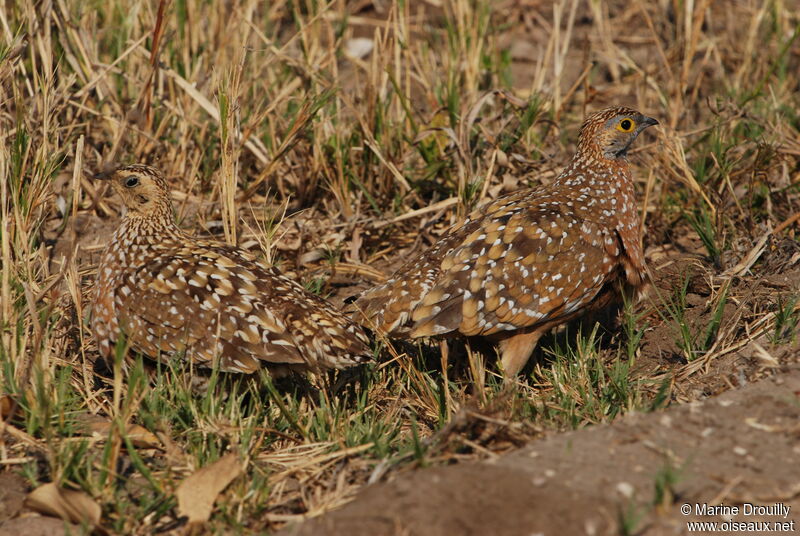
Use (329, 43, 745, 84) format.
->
(282, 369, 800, 535)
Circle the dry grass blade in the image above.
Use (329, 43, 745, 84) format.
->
(1, 0, 798, 532)
(161, 65, 270, 165)
(373, 196, 459, 229)
(659, 129, 716, 216)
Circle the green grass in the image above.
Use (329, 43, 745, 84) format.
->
(771, 294, 800, 344)
(531, 326, 648, 428)
(0, 0, 798, 533)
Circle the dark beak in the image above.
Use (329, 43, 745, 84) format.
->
(92, 168, 116, 181)
(642, 116, 659, 127)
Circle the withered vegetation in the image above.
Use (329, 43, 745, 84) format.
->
(0, 0, 798, 533)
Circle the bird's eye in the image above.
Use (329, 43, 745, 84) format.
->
(125, 176, 140, 188)
(617, 118, 635, 132)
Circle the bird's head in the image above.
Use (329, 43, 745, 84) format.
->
(577, 106, 658, 161)
(93, 164, 173, 219)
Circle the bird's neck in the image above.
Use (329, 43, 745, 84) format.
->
(558, 149, 632, 188)
(116, 208, 185, 247)
(553, 150, 639, 234)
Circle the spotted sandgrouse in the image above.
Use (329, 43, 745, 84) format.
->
(353, 106, 658, 378)
(91, 164, 372, 374)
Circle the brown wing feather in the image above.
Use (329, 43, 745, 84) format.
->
(357, 188, 625, 339)
(117, 249, 303, 372)
(353, 215, 483, 335)
(115, 243, 370, 373)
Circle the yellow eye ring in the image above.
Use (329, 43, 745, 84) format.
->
(617, 118, 636, 132)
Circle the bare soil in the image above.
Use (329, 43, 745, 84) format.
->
(2, 0, 799, 533)
(281, 368, 800, 536)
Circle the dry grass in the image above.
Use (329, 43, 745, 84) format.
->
(1, 0, 799, 533)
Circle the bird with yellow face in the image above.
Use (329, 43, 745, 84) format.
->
(352, 106, 658, 379)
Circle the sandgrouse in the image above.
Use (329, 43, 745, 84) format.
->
(91, 164, 372, 375)
(353, 106, 658, 378)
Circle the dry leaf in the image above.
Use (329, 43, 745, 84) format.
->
(123, 424, 161, 448)
(25, 483, 101, 527)
(299, 249, 325, 266)
(176, 453, 244, 525)
(344, 37, 374, 59)
(79, 414, 161, 449)
(0, 395, 14, 420)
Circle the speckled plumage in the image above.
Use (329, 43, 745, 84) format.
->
(91, 165, 372, 374)
(353, 106, 658, 377)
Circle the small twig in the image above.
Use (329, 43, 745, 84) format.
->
(773, 212, 800, 236)
(137, 0, 171, 128)
(373, 197, 459, 229)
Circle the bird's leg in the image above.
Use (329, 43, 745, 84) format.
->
(498, 329, 544, 380)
